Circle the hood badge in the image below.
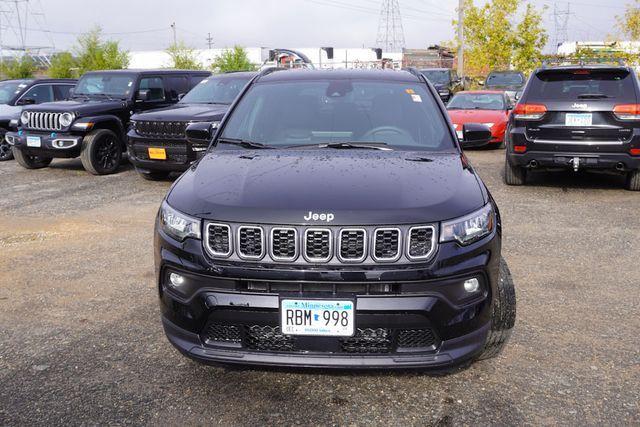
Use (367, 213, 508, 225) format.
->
(571, 103, 588, 109)
(304, 211, 335, 222)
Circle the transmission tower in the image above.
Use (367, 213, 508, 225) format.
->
(553, 2, 571, 50)
(376, 0, 405, 53)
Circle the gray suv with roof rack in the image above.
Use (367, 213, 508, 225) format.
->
(505, 62, 640, 190)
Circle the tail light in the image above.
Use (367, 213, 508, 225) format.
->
(613, 104, 640, 121)
(513, 103, 547, 120)
(631, 148, 640, 156)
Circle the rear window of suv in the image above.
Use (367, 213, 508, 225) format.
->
(526, 69, 637, 102)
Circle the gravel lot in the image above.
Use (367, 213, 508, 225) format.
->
(0, 151, 638, 425)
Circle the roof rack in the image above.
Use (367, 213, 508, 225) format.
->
(542, 57, 627, 68)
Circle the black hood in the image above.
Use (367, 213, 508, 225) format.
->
(131, 103, 229, 122)
(23, 99, 128, 117)
(167, 149, 486, 226)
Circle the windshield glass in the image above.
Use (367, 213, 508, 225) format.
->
(448, 93, 505, 110)
(180, 74, 252, 104)
(421, 70, 450, 85)
(74, 73, 135, 97)
(486, 72, 524, 86)
(526, 69, 635, 102)
(219, 79, 454, 151)
(0, 81, 27, 104)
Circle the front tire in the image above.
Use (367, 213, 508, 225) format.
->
(13, 147, 52, 169)
(476, 257, 516, 360)
(626, 170, 640, 191)
(0, 138, 14, 161)
(504, 156, 526, 185)
(80, 129, 122, 175)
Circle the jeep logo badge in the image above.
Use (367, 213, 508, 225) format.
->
(571, 103, 588, 110)
(304, 211, 335, 222)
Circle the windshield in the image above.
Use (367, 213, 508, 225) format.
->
(180, 74, 251, 104)
(74, 73, 135, 98)
(448, 93, 505, 110)
(219, 79, 454, 151)
(0, 81, 27, 104)
(526, 69, 635, 102)
(486, 72, 524, 86)
(421, 70, 450, 85)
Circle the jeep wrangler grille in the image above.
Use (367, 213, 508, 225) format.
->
(23, 112, 63, 131)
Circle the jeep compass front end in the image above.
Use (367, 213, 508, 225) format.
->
(155, 69, 516, 369)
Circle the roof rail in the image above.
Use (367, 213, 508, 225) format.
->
(542, 57, 627, 68)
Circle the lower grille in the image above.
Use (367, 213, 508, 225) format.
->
(244, 325, 295, 351)
(202, 323, 241, 344)
(397, 329, 437, 349)
(341, 328, 393, 353)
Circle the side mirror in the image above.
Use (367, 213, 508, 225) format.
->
(136, 89, 150, 102)
(461, 123, 492, 148)
(17, 97, 36, 105)
(177, 93, 186, 101)
(185, 121, 214, 144)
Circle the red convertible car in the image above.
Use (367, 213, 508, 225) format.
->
(447, 90, 512, 147)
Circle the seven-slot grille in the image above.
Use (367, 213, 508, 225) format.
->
(304, 229, 332, 262)
(237, 226, 264, 259)
(205, 223, 437, 264)
(339, 229, 366, 262)
(206, 223, 232, 257)
(373, 228, 400, 261)
(135, 120, 188, 138)
(23, 112, 63, 131)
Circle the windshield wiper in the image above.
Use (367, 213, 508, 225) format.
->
(285, 141, 393, 151)
(577, 93, 610, 99)
(217, 137, 273, 149)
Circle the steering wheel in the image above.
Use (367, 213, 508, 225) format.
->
(361, 126, 412, 141)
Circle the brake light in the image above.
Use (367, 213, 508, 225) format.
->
(613, 104, 640, 120)
(513, 103, 547, 120)
(631, 148, 640, 156)
(513, 145, 527, 153)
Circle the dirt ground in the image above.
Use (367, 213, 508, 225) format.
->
(0, 151, 638, 425)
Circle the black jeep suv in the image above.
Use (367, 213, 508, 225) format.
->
(420, 68, 463, 102)
(155, 68, 516, 369)
(127, 71, 255, 180)
(483, 70, 526, 102)
(8, 69, 210, 175)
(505, 64, 640, 190)
(0, 78, 76, 161)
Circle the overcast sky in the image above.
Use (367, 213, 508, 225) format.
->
(0, 0, 631, 54)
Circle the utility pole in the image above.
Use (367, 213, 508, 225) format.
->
(553, 2, 571, 51)
(206, 32, 213, 50)
(457, 0, 464, 85)
(170, 22, 176, 46)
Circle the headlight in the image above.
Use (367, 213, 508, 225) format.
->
(20, 111, 29, 125)
(482, 122, 495, 129)
(439, 90, 450, 96)
(440, 203, 494, 245)
(159, 201, 201, 241)
(60, 112, 75, 127)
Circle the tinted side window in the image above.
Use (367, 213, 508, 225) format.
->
(54, 84, 74, 100)
(139, 77, 165, 101)
(526, 69, 636, 102)
(165, 76, 189, 101)
(189, 75, 208, 88)
(21, 85, 54, 104)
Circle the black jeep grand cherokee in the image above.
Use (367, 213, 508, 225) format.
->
(8, 69, 209, 175)
(128, 72, 255, 180)
(505, 63, 640, 190)
(156, 68, 516, 369)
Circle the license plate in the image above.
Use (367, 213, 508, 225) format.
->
(26, 136, 41, 147)
(280, 299, 354, 336)
(456, 130, 464, 139)
(565, 113, 592, 127)
(148, 147, 166, 160)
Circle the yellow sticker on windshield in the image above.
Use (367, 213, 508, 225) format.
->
(410, 94, 422, 103)
(405, 88, 415, 94)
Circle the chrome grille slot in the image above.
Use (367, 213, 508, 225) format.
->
(205, 223, 232, 257)
(25, 111, 62, 131)
(338, 229, 366, 262)
(270, 228, 297, 261)
(407, 226, 435, 260)
(373, 228, 401, 261)
(136, 120, 188, 138)
(237, 226, 264, 260)
(304, 229, 332, 262)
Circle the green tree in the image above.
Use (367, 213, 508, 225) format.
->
(166, 41, 203, 69)
(74, 27, 129, 73)
(0, 55, 36, 79)
(48, 52, 79, 78)
(456, 0, 547, 76)
(617, 0, 640, 39)
(211, 46, 255, 73)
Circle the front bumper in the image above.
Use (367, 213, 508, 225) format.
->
(127, 131, 202, 173)
(7, 130, 82, 158)
(155, 221, 502, 369)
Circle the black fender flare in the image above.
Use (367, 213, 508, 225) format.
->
(74, 115, 126, 142)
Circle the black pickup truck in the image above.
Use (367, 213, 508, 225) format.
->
(7, 69, 210, 174)
(127, 71, 256, 180)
